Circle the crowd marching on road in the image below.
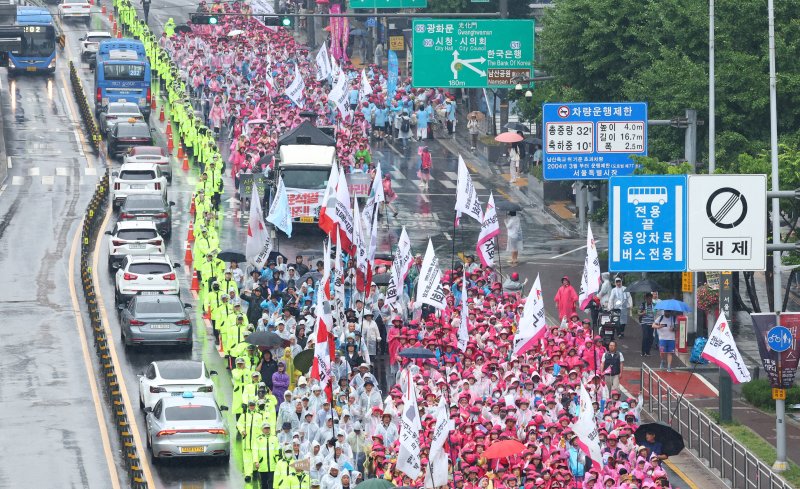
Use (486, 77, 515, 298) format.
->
(105, 1, 685, 488)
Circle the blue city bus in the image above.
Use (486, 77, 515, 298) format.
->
(0, 7, 57, 74)
(94, 38, 152, 118)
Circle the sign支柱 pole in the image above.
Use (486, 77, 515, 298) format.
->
(767, 0, 787, 471)
(719, 271, 733, 423)
(708, 0, 715, 173)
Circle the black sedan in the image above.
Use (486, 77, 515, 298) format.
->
(107, 120, 153, 160)
(118, 294, 192, 349)
(117, 195, 175, 239)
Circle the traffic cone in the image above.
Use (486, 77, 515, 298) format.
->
(187, 221, 195, 242)
(116, 29, 121, 38)
(203, 307, 210, 320)
(159, 106, 165, 122)
(184, 243, 193, 266)
(150, 96, 156, 110)
(182, 156, 189, 171)
(167, 134, 173, 153)
(101, 5, 106, 14)
(109, 12, 113, 22)
(177, 145, 184, 160)
(189, 198, 196, 216)
(165, 123, 172, 137)
(190, 271, 200, 291)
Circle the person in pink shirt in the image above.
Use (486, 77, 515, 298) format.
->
(554, 275, 579, 322)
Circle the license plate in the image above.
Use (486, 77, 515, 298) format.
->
(299, 216, 314, 223)
(26, 67, 36, 72)
(150, 324, 171, 329)
(128, 243, 145, 249)
(140, 291, 159, 295)
(130, 185, 145, 189)
(171, 391, 183, 396)
(118, 98, 127, 103)
(179, 446, 205, 453)
(136, 216, 150, 221)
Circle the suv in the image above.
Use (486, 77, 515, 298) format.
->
(105, 221, 166, 272)
(108, 120, 153, 159)
(124, 146, 172, 183)
(111, 162, 167, 209)
(79, 31, 112, 66)
(118, 195, 174, 239)
(114, 254, 180, 305)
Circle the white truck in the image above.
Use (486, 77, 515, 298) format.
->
(276, 144, 337, 223)
(112, 162, 168, 210)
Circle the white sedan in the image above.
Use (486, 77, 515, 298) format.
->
(114, 254, 180, 304)
(138, 360, 217, 410)
(58, 0, 92, 23)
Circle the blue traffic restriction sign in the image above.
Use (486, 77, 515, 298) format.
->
(767, 326, 793, 353)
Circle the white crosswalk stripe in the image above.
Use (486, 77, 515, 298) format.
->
(440, 180, 456, 189)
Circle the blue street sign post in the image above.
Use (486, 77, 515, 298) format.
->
(542, 102, 648, 180)
(767, 326, 793, 353)
(608, 175, 687, 272)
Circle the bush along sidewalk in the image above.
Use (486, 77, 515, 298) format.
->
(742, 379, 800, 411)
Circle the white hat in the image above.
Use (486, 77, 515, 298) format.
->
(298, 376, 307, 385)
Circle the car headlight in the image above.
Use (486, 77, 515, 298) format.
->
(48, 58, 56, 69)
(8, 59, 15, 69)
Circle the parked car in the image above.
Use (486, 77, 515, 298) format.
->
(114, 254, 180, 305)
(138, 360, 217, 409)
(124, 146, 172, 183)
(118, 294, 192, 349)
(117, 195, 174, 239)
(105, 220, 165, 272)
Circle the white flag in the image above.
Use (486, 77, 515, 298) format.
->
(457, 268, 469, 351)
(315, 42, 332, 81)
(245, 185, 272, 269)
(386, 227, 412, 305)
(454, 155, 483, 224)
(353, 198, 369, 289)
(362, 164, 385, 228)
(424, 396, 453, 488)
(514, 274, 546, 355)
(570, 383, 604, 469)
(397, 372, 422, 479)
(476, 192, 500, 267)
(578, 224, 602, 309)
(285, 62, 305, 107)
(333, 167, 355, 253)
(327, 70, 350, 116)
(702, 313, 752, 383)
(318, 164, 340, 236)
(266, 175, 292, 238)
(333, 229, 347, 329)
(359, 68, 374, 100)
(416, 239, 446, 310)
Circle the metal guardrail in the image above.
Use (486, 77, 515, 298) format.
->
(640, 365, 792, 489)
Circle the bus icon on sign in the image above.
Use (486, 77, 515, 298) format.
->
(510, 41, 521, 49)
(627, 186, 668, 205)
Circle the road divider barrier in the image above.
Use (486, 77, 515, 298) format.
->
(80, 171, 148, 489)
(68, 61, 102, 153)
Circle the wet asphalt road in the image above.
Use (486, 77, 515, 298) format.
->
(0, 33, 112, 488)
(0, 5, 588, 489)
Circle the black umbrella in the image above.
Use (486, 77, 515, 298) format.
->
(372, 273, 391, 287)
(246, 331, 287, 349)
(504, 122, 529, 132)
(268, 251, 287, 264)
(626, 279, 664, 293)
(293, 349, 314, 373)
(218, 249, 246, 263)
(398, 347, 436, 359)
(496, 200, 523, 212)
(634, 422, 685, 456)
(525, 136, 543, 146)
(299, 270, 323, 284)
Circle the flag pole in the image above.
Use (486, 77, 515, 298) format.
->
(451, 210, 458, 273)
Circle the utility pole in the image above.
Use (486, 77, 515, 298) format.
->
(708, 0, 716, 173)
(767, 0, 787, 472)
(498, 0, 509, 131)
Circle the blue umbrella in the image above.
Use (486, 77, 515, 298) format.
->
(654, 299, 692, 312)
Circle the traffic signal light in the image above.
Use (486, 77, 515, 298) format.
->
(262, 15, 292, 28)
(191, 13, 218, 25)
(280, 16, 292, 27)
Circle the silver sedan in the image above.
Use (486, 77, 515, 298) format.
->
(145, 394, 230, 462)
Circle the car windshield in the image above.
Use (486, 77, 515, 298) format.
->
(119, 170, 156, 180)
(87, 36, 111, 43)
(109, 105, 140, 116)
(131, 147, 165, 157)
(128, 263, 172, 274)
(116, 229, 157, 240)
(164, 405, 217, 421)
(135, 299, 184, 315)
(122, 197, 165, 211)
(281, 168, 329, 190)
(19, 27, 55, 58)
(157, 362, 202, 380)
(117, 124, 150, 138)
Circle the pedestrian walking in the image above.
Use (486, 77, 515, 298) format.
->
(606, 276, 632, 337)
(467, 113, 480, 150)
(653, 310, 677, 372)
(381, 173, 399, 217)
(415, 105, 429, 141)
(417, 146, 432, 192)
(397, 111, 412, 148)
(602, 341, 624, 391)
(638, 292, 656, 356)
(505, 210, 522, 267)
(508, 143, 521, 184)
(141, 0, 151, 23)
(445, 99, 456, 135)
(554, 275, 578, 322)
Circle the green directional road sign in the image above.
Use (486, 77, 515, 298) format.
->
(411, 19, 535, 88)
(349, 0, 427, 8)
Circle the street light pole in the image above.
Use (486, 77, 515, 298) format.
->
(767, 0, 787, 472)
(708, 0, 715, 173)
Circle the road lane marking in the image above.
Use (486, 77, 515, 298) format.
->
(550, 245, 587, 259)
(11, 176, 23, 185)
(85, 167, 97, 176)
(56, 167, 69, 176)
(41, 175, 55, 185)
(443, 232, 452, 241)
(420, 193, 430, 203)
(28, 167, 40, 176)
(473, 181, 486, 190)
(6, 156, 11, 168)
(443, 171, 457, 179)
(91, 206, 156, 487)
(440, 180, 455, 189)
(67, 219, 122, 489)
(390, 170, 405, 180)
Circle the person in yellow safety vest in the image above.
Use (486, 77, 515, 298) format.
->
(164, 17, 175, 37)
(274, 447, 303, 489)
(217, 270, 239, 298)
(211, 293, 233, 343)
(231, 357, 250, 419)
(222, 313, 248, 357)
(255, 423, 280, 488)
(229, 327, 256, 365)
(201, 252, 225, 291)
(237, 400, 265, 484)
(259, 385, 279, 430)
(244, 344, 262, 372)
(204, 280, 223, 319)
(193, 227, 218, 260)
(241, 370, 261, 410)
